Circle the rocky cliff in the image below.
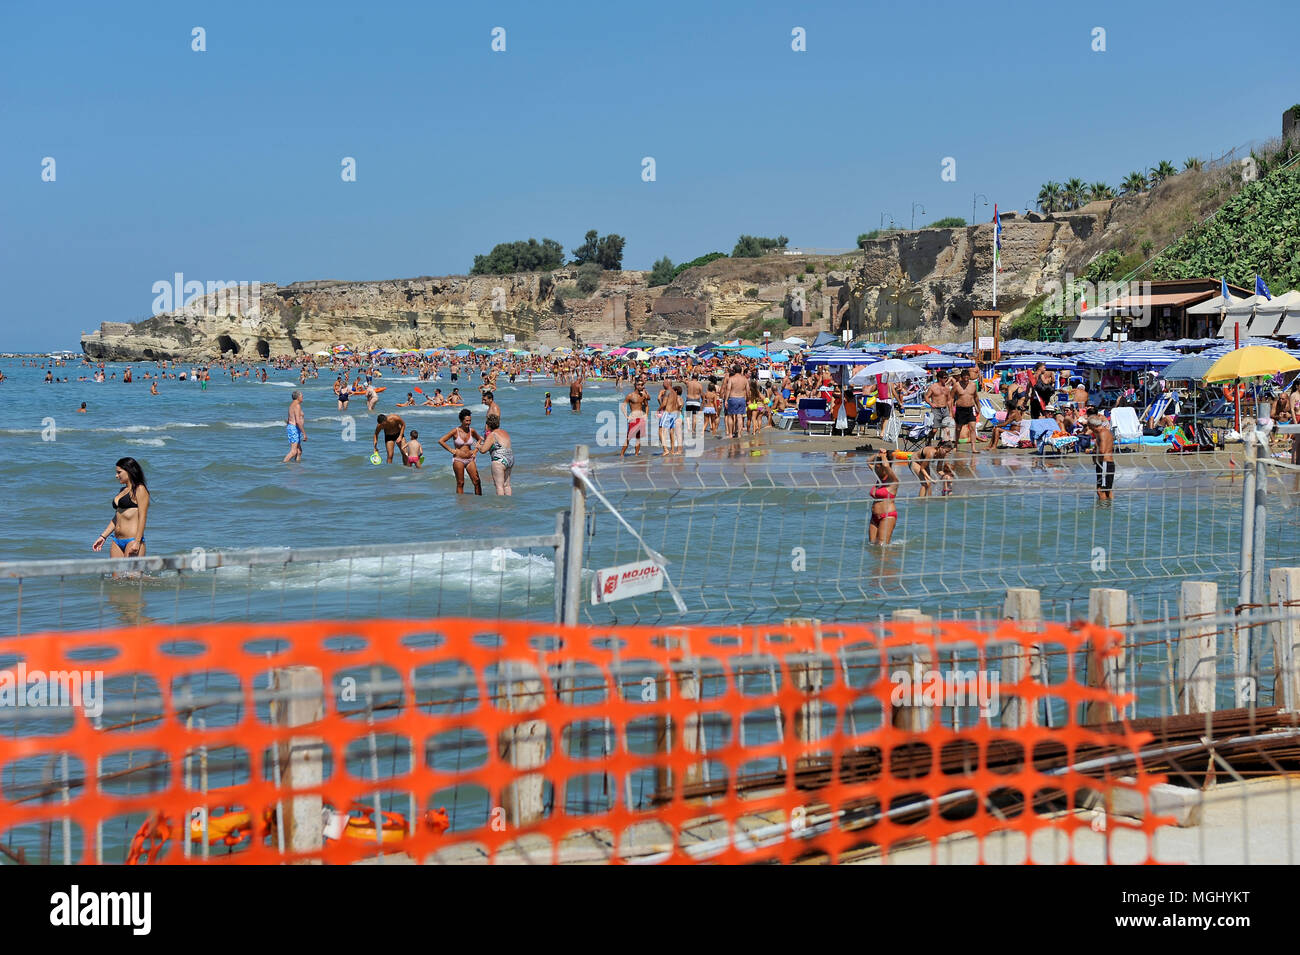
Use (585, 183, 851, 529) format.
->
(84, 181, 1206, 359)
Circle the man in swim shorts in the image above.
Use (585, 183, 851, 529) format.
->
(283, 390, 306, 463)
(657, 382, 683, 456)
(569, 379, 583, 413)
(924, 370, 954, 442)
(1085, 414, 1115, 503)
(951, 368, 980, 454)
(373, 413, 408, 464)
(622, 380, 650, 456)
(721, 364, 749, 439)
(683, 374, 704, 441)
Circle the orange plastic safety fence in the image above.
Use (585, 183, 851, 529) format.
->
(0, 617, 1167, 864)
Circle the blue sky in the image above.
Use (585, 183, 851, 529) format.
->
(2, 0, 1296, 350)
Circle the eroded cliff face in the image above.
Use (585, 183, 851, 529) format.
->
(82, 204, 1120, 360)
(82, 274, 559, 360)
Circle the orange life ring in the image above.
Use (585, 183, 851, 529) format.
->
(1223, 384, 1245, 403)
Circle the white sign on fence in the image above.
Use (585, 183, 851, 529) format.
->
(591, 559, 665, 604)
(978, 336, 994, 350)
(503, 334, 516, 342)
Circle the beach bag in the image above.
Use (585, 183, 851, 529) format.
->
(835, 402, 848, 432)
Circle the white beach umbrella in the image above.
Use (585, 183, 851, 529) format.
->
(847, 358, 929, 386)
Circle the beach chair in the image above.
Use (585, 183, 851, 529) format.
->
(1110, 406, 1143, 444)
(977, 396, 1002, 430)
(796, 397, 834, 435)
(900, 421, 933, 452)
(1140, 393, 1173, 428)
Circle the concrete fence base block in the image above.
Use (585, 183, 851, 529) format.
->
(1083, 779, 1203, 828)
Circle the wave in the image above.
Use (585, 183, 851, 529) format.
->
(215, 547, 556, 595)
(225, 421, 285, 429)
(125, 438, 167, 447)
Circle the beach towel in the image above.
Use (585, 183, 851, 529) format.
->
(1110, 407, 1143, 444)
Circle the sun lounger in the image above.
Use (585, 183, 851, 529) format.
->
(796, 397, 835, 435)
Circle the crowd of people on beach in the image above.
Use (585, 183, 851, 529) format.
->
(16, 338, 1297, 563)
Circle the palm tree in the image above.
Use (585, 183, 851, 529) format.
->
(1121, 171, 1147, 195)
(1089, 181, 1115, 201)
(1148, 160, 1177, 185)
(1183, 157, 1203, 171)
(1063, 177, 1087, 210)
(1037, 181, 1062, 213)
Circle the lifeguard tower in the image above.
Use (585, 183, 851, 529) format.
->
(971, 310, 1001, 365)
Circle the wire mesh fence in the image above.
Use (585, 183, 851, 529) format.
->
(0, 534, 565, 638)
(577, 452, 1300, 628)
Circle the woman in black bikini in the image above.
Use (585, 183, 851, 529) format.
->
(92, 457, 150, 558)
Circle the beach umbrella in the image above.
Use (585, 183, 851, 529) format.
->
(782, 336, 807, 347)
(738, 346, 768, 358)
(651, 346, 675, 356)
(628, 349, 651, 361)
(1159, 350, 1233, 381)
(450, 344, 473, 351)
(995, 353, 1077, 370)
(313, 350, 330, 357)
(895, 343, 939, 355)
(847, 358, 929, 386)
(608, 347, 630, 356)
(1203, 346, 1300, 383)
(622, 340, 652, 349)
(917, 354, 975, 369)
(804, 348, 895, 367)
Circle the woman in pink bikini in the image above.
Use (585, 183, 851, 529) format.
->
(438, 409, 482, 495)
(868, 450, 901, 544)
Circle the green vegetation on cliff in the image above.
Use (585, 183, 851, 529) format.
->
(671, 252, 728, 280)
(570, 230, 626, 270)
(1151, 164, 1300, 289)
(732, 234, 788, 257)
(471, 238, 565, 275)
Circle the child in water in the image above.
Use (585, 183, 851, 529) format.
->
(405, 430, 423, 468)
(544, 393, 552, 415)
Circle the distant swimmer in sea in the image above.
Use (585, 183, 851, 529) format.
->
(397, 392, 416, 407)
(544, 393, 552, 415)
(77, 402, 87, 413)
(283, 390, 306, 463)
(149, 381, 158, 395)
(337, 379, 351, 412)
(569, 379, 583, 413)
(447, 388, 463, 406)
(439, 409, 482, 495)
(424, 389, 444, 406)
(365, 382, 379, 412)
(373, 413, 408, 464)
(404, 430, 424, 469)
(92, 457, 150, 559)
(477, 413, 513, 495)
(482, 391, 501, 423)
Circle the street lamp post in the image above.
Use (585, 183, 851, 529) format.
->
(972, 193, 988, 225)
(911, 202, 926, 231)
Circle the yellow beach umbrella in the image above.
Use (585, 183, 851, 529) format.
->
(1203, 346, 1300, 382)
